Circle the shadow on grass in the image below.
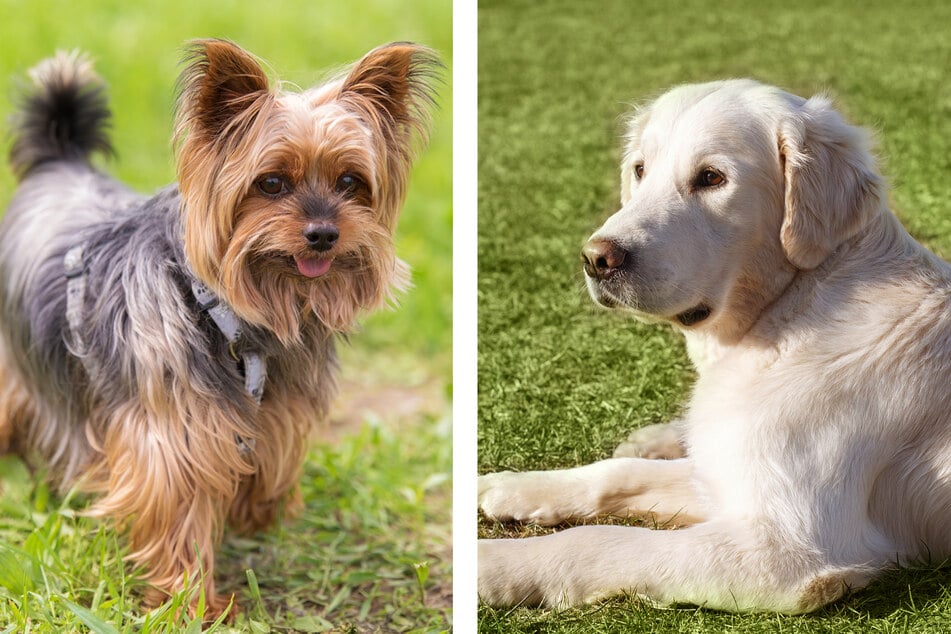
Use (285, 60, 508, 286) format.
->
(827, 563, 951, 619)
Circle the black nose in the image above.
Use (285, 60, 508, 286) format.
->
(581, 238, 628, 279)
(304, 223, 339, 252)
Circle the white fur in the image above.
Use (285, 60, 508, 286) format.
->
(478, 79, 951, 613)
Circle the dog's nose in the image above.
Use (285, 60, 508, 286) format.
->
(304, 223, 339, 252)
(582, 238, 627, 279)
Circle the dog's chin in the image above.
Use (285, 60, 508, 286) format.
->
(586, 285, 658, 325)
(587, 281, 713, 328)
(590, 291, 620, 309)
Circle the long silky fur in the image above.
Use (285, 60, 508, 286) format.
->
(0, 40, 438, 616)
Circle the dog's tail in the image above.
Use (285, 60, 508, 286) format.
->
(9, 51, 113, 180)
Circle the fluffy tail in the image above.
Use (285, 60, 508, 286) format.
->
(9, 51, 113, 180)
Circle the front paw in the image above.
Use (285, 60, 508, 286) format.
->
(478, 471, 565, 525)
(478, 538, 543, 606)
(479, 536, 585, 608)
(477, 471, 520, 520)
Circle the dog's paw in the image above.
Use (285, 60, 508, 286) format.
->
(478, 538, 546, 606)
(613, 421, 686, 459)
(478, 471, 567, 525)
(478, 471, 528, 521)
(479, 536, 588, 608)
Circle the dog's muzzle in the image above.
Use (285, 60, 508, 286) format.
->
(582, 238, 713, 327)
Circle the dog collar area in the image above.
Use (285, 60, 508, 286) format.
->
(63, 244, 265, 453)
(190, 279, 265, 455)
(189, 279, 268, 405)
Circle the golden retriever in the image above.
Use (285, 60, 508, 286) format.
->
(478, 79, 951, 612)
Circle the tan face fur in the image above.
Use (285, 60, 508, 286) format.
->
(175, 40, 438, 343)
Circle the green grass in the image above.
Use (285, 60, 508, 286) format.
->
(0, 0, 451, 631)
(478, 0, 951, 631)
(0, 421, 452, 632)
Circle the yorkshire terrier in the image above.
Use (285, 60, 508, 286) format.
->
(0, 39, 437, 616)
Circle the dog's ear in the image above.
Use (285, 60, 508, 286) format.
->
(339, 42, 440, 144)
(778, 95, 883, 270)
(338, 43, 439, 234)
(176, 39, 271, 141)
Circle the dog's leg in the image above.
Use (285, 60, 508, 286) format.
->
(228, 397, 311, 534)
(613, 420, 686, 459)
(229, 472, 301, 534)
(0, 367, 28, 455)
(479, 458, 704, 525)
(479, 522, 878, 612)
(89, 402, 250, 620)
(0, 339, 36, 456)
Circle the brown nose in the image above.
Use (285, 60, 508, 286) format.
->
(582, 238, 627, 279)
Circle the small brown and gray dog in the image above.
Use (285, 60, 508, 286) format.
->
(479, 79, 951, 613)
(1, 40, 437, 617)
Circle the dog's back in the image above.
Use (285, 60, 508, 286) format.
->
(3, 51, 143, 311)
(0, 52, 169, 484)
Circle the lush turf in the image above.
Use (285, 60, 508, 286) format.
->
(0, 0, 451, 631)
(478, 0, 951, 631)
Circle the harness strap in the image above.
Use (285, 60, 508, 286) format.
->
(189, 280, 267, 405)
(190, 280, 265, 455)
(63, 246, 266, 454)
(64, 244, 89, 359)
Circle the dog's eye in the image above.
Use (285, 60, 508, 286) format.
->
(256, 174, 288, 197)
(334, 172, 368, 198)
(696, 168, 725, 189)
(633, 164, 645, 180)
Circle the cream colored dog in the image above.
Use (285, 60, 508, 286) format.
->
(478, 79, 951, 613)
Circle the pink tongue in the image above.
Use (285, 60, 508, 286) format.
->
(294, 256, 332, 278)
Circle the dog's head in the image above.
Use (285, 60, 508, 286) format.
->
(582, 79, 883, 337)
(175, 40, 439, 343)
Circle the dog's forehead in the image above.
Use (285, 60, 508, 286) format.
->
(246, 94, 377, 183)
(277, 93, 373, 141)
(303, 79, 342, 106)
(638, 81, 779, 156)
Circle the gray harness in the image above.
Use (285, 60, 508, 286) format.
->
(64, 244, 266, 451)
(63, 244, 90, 358)
(189, 279, 267, 405)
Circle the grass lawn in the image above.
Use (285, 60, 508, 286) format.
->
(0, 0, 451, 631)
(478, 0, 951, 631)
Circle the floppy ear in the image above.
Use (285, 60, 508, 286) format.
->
(778, 95, 883, 270)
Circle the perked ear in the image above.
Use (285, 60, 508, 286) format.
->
(339, 42, 440, 144)
(778, 95, 884, 270)
(176, 39, 271, 140)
